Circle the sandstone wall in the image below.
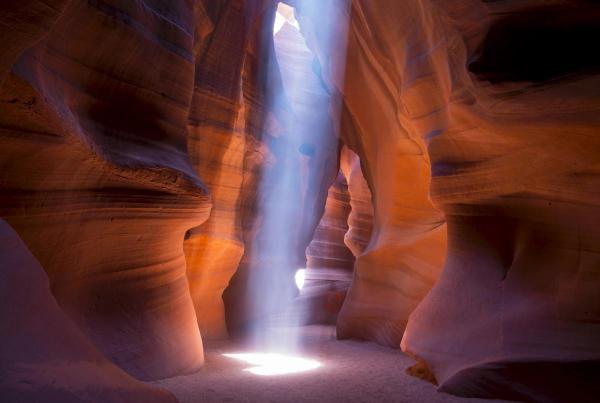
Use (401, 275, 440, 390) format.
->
(184, 0, 274, 341)
(401, 1, 600, 401)
(0, 219, 176, 402)
(296, 0, 448, 347)
(0, 0, 209, 380)
(298, 1, 599, 400)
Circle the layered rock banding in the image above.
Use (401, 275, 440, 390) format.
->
(301, 146, 375, 325)
(400, 2, 600, 401)
(0, 219, 176, 402)
(183, 0, 272, 341)
(303, 170, 355, 325)
(0, 0, 598, 402)
(0, 0, 209, 380)
(340, 146, 374, 260)
(296, 0, 600, 401)
(297, 0, 448, 347)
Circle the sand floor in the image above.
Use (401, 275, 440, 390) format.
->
(152, 326, 517, 403)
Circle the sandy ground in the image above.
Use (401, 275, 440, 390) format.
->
(152, 326, 517, 403)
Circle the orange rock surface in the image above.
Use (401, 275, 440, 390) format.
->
(303, 170, 355, 324)
(297, 1, 600, 399)
(0, 219, 176, 402)
(399, 1, 600, 401)
(298, 0, 448, 347)
(340, 146, 374, 259)
(1, 0, 598, 401)
(0, 0, 209, 380)
(184, 0, 272, 341)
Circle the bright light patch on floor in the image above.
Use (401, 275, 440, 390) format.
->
(295, 269, 306, 290)
(223, 352, 321, 376)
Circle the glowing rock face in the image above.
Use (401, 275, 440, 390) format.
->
(273, 4, 300, 36)
(295, 269, 306, 290)
(223, 353, 321, 376)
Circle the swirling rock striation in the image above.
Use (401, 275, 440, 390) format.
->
(184, 0, 275, 341)
(298, 0, 448, 347)
(0, 219, 177, 402)
(340, 146, 374, 259)
(303, 170, 355, 325)
(400, 1, 600, 401)
(0, 0, 210, 380)
(298, 1, 600, 401)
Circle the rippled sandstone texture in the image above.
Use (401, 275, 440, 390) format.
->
(303, 170, 355, 325)
(295, 0, 600, 401)
(184, 0, 274, 341)
(339, 146, 373, 260)
(0, 0, 209, 380)
(296, 0, 448, 347)
(1, 0, 599, 402)
(300, 146, 375, 325)
(0, 219, 177, 402)
(401, 2, 600, 402)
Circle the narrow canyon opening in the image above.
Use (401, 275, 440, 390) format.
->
(220, 2, 359, 374)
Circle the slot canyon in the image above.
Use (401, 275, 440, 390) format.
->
(0, 1, 598, 402)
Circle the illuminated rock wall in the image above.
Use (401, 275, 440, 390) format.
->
(296, 0, 448, 347)
(340, 146, 373, 259)
(0, 0, 209, 380)
(0, 219, 176, 402)
(301, 146, 375, 325)
(401, 2, 600, 401)
(184, 0, 274, 341)
(297, 0, 600, 401)
(303, 170, 355, 325)
(1, 0, 598, 401)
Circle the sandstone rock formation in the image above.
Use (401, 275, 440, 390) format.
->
(0, 0, 70, 85)
(400, 2, 600, 402)
(300, 146, 375, 325)
(1, 0, 598, 402)
(295, 0, 600, 401)
(184, 0, 273, 341)
(0, 0, 209, 380)
(296, 0, 448, 347)
(340, 146, 373, 260)
(0, 219, 176, 402)
(303, 170, 355, 325)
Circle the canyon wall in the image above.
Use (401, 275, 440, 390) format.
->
(340, 147, 373, 260)
(0, 219, 176, 402)
(400, 1, 600, 402)
(1, 0, 598, 402)
(297, 0, 600, 401)
(184, 0, 274, 341)
(296, 0, 599, 401)
(303, 169, 354, 325)
(0, 0, 210, 380)
(296, 0, 448, 347)
(0, 0, 342, 380)
(301, 146, 375, 325)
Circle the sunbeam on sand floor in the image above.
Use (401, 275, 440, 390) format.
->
(151, 326, 517, 403)
(223, 352, 321, 376)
